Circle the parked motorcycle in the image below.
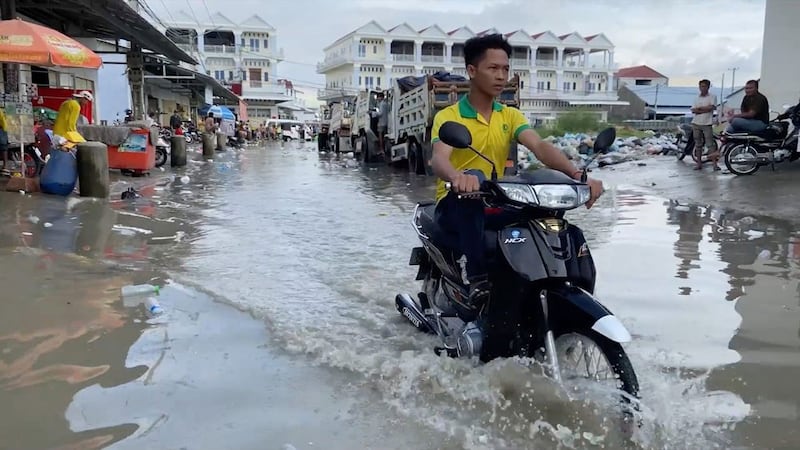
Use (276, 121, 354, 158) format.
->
(396, 121, 639, 421)
(675, 119, 724, 165)
(155, 135, 169, 168)
(722, 103, 800, 175)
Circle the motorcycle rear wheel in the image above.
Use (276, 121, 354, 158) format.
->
(554, 329, 640, 424)
(155, 147, 168, 167)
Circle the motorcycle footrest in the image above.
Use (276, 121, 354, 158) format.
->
(434, 346, 458, 358)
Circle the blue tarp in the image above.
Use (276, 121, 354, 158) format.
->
(199, 104, 236, 121)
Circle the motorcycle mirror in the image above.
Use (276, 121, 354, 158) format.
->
(593, 127, 617, 153)
(438, 121, 472, 149)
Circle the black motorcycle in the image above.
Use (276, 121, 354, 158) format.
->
(722, 104, 800, 175)
(396, 122, 639, 419)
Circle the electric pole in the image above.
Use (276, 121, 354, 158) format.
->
(653, 84, 659, 119)
(728, 67, 739, 98)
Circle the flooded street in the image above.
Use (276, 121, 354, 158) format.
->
(1, 141, 799, 449)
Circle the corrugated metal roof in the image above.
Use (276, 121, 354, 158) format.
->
(627, 85, 707, 107)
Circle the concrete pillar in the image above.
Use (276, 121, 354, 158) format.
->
(216, 131, 226, 151)
(127, 47, 146, 120)
(414, 40, 423, 63)
(202, 133, 215, 159)
(170, 135, 187, 166)
(2, 0, 19, 99)
(76, 142, 110, 198)
(204, 85, 213, 105)
(384, 39, 392, 63)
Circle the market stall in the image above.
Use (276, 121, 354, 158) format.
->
(78, 122, 158, 175)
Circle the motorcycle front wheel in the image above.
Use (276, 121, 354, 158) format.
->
(554, 329, 640, 426)
(724, 144, 760, 175)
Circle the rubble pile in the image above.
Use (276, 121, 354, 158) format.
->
(517, 130, 682, 171)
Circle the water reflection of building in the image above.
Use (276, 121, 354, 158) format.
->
(691, 206, 800, 448)
(666, 200, 706, 285)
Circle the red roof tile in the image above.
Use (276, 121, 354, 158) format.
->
(447, 28, 460, 35)
(531, 32, 546, 39)
(615, 65, 667, 79)
(584, 34, 598, 41)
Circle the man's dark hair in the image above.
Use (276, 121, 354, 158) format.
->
(699, 79, 711, 87)
(463, 33, 512, 68)
(746, 79, 759, 88)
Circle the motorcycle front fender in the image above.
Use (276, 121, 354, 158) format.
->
(547, 285, 631, 343)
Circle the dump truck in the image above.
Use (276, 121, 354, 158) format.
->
(328, 99, 356, 154)
(350, 73, 521, 175)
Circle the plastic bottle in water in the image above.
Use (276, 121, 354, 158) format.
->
(144, 296, 164, 317)
(121, 284, 160, 297)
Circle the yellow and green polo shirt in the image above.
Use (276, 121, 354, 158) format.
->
(431, 95, 530, 202)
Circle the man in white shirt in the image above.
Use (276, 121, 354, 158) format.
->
(691, 79, 719, 171)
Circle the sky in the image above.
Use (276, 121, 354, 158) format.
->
(143, 0, 765, 109)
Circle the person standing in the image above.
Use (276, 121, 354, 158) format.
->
(53, 90, 93, 143)
(690, 79, 719, 171)
(0, 106, 8, 176)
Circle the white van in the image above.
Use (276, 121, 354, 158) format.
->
(265, 119, 310, 141)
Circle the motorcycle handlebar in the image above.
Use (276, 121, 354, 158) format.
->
(444, 181, 490, 199)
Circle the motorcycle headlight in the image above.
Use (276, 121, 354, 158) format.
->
(531, 184, 591, 209)
(497, 183, 591, 209)
(498, 183, 538, 204)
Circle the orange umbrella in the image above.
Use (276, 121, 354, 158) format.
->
(0, 19, 102, 69)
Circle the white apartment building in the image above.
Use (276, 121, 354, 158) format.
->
(317, 21, 625, 121)
(161, 11, 293, 120)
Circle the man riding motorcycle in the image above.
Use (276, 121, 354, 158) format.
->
(430, 33, 604, 314)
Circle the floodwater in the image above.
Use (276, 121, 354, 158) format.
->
(0, 141, 798, 449)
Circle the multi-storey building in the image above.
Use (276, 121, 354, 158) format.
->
(317, 21, 625, 122)
(161, 11, 293, 121)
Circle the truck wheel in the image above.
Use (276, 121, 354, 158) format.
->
(361, 135, 370, 163)
(408, 141, 424, 174)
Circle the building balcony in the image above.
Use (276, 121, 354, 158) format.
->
(535, 59, 559, 68)
(511, 58, 531, 67)
(392, 54, 415, 62)
(241, 46, 285, 60)
(242, 81, 292, 100)
(523, 89, 618, 101)
(204, 44, 237, 54)
(317, 86, 361, 101)
(421, 54, 444, 63)
(451, 56, 465, 64)
(317, 55, 351, 73)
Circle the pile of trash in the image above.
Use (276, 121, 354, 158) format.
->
(518, 130, 681, 171)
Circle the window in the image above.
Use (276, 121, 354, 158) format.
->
(358, 44, 366, 57)
(264, 39, 269, 48)
(520, 80, 524, 89)
(359, 76, 362, 86)
(373, 45, 377, 54)
(563, 82, 571, 92)
(537, 81, 546, 92)
(264, 72, 269, 81)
